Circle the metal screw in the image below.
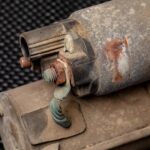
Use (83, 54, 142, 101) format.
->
(42, 67, 57, 82)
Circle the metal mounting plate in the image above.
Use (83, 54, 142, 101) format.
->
(2, 80, 150, 150)
(21, 99, 86, 145)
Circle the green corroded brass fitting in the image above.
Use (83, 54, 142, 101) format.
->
(50, 98, 71, 128)
(42, 68, 57, 83)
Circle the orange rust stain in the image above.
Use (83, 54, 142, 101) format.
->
(51, 60, 66, 85)
(105, 38, 127, 83)
(113, 68, 123, 82)
(105, 39, 124, 61)
(124, 37, 128, 48)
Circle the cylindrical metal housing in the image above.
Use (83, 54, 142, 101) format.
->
(19, 0, 150, 97)
(69, 0, 150, 96)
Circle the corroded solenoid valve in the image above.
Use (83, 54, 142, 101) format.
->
(19, 0, 150, 128)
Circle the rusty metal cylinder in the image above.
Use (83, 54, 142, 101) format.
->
(20, 0, 150, 97)
(69, 0, 150, 96)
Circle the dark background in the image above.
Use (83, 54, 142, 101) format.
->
(0, 0, 108, 149)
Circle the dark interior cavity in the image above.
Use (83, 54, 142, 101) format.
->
(20, 37, 30, 57)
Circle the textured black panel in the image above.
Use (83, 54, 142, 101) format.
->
(0, 0, 108, 92)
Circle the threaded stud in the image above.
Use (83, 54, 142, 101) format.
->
(42, 68, 57, 82)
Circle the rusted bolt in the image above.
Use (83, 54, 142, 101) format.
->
(19, 57, 32, 68)
(42, 60, 67, 85)
(51, 60, 66, 85)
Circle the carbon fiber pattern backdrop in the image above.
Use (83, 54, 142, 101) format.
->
(0, 0, 108, 149)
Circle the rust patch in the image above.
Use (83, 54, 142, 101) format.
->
(105, 38, 128, 82)
(49, 55, 74, 86)
(51, 60, 66, 85)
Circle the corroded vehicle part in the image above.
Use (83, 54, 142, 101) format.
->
(1, 81, 150, 150)
(0, 93, 32, 150)
(0, 81, 86, 149)
(44, 59, 72, 128)
(19, 0, 150, 127)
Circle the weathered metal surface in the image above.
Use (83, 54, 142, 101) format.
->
(8, 0, 150, 148)
(22, 101, 85, 144)
(41, 143, 59, 150)
(19, 23, 66, 59)
(19, 19, 81, 70)
(1, 81, 150, 150)
(69, 0, 150, 96)
(19, 0, 150, 97)
(50, 60, 66, 85)
(0, 93, 32, 150)
(83, 126, 150, 150)
(104, 38, 128, 83)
